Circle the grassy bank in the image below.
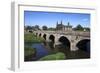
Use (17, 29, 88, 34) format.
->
(24, 32, 45, 61)
(39, 52, 66, 60)
(24, 33, 45, 43)
(24, 47, 36, 57)
(24, 46, 36, 61)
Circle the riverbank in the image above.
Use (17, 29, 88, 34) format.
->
(24, 32, 45, 61)
(24, 32, 45, 43)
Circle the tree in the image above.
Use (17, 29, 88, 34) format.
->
(84, 27, 90, 31)
(74, 24, 84, 31)
(25, 26, 32, 31)
(31, 26, 35, 30)
(34, 25, 40, 30)
(42, 25, 48, 30)
(48, 28, 55, 31)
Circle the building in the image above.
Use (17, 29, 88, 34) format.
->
(56, 21, 72, 31)
(56, 21, 64, 30)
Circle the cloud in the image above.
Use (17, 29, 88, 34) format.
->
(82, 18, 88, 21)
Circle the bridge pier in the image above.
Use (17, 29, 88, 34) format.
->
(70, 41, 78, 51)
(54, 41, 62, 48)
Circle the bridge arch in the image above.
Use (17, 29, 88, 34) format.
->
(39, 33, 41, 37)
(76, 39, 90, 53)
(43, 34, 46, 40)
(29, 30, 33, 33)
(49, 35, 55, 43)
(58, 36, 70, 50)
(36, 33, 38, 36)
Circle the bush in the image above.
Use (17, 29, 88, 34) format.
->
(39, 52, 66, 60)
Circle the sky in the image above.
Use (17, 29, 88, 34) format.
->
(24, 11, 90, 28)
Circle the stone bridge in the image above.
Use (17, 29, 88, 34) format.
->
(33, 30, 90, 51)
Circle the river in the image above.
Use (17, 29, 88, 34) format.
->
(25, 42, 90, 61)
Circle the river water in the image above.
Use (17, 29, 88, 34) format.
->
(25, 42, 90, 61)
(32, 43, 50, 60)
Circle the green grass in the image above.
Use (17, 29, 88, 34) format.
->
(39, 52, 66, 60)
(24, 46, 36, 57)
(24, 33, 45, 43)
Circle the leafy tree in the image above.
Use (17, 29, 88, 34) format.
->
(84, 27, 90, 31)
(31, 26, 35, 30)
(48, 28, 56, 31)
(42, 25, 48, 30)
(34, 25, 40, 30)
(25, 26, 32, 30)
(74, 24, 84, 31)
